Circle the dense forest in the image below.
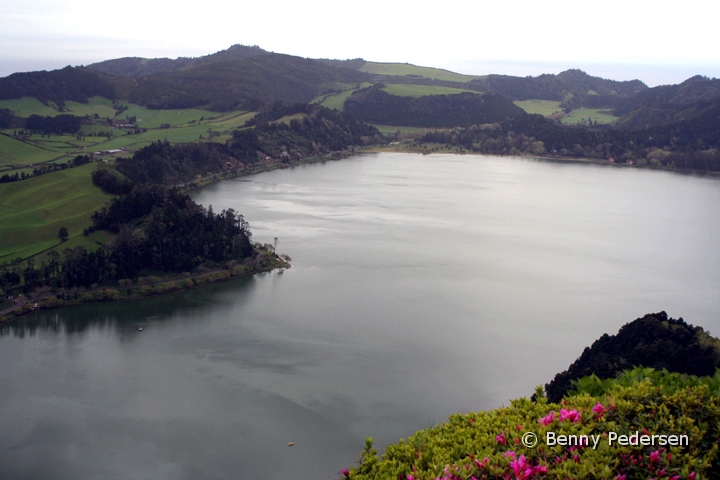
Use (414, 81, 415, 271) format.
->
(113, 105, 383, 185)
(25, 113, 82, 134)
(345, 87, 524, 127)
(0, 186, 253, 291)
(544, 311, 720, 402)
(469, 69, 647, 109)
(421, 107, 720, 171)
(0, 66, 117, 104)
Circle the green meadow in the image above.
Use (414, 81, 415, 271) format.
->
(0, 96, 117, 118)
(381, 84, 478, 97)
(372, 124, 436, 135)
(121, 105, 235, 128)
(0, 97, 62, 117)
(0, 134, 63, 166)
(360, 62, 481, 83)
(62, 97, 117, 117)
(0, 163, 113, 260)
(514, 99, 564, 116)
(318, 82, 374, 111)
(561, 108, 619, 125)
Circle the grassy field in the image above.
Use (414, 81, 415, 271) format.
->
(0, 162, 113, 260)
(317, 82, 374, 110)
(514, 99, 564, 116)
(381, 84, 479, 97)
(62, 97, 117, 117)
(360, 62, 481, 83)
(121, 105, 233, 128)
(561, 108, 619, 125)
(0, 97, 61, 117)
(0, 134, 63, 166)
(273, 113, 306, 125)
(0, 96, 118, 118)
(373, 124, 437, 135)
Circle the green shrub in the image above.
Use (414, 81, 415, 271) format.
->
(347, 368, 719, 480)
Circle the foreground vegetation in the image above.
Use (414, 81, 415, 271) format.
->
(347, 313, 720, 479)
(346, 367, 719, 479)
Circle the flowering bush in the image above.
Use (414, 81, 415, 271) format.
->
(345, 368, 720, 479)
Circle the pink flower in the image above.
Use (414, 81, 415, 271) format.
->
(592, 402, 607, 417)
(517, 424, 523, 431)
(407, 475, 414, 480)
(559, 409, 581, 423)
(496, 432, 506, 445)
(509, 455, 529, 479)
(689, 473, 696, 480)
(342, 469, 350, 477)
(617, 475, 627, 480)
(503, 451, 516, 459)
(539, 411, 555, 426)
(533, 465, 549, 475)
(650, 450, 661, 463)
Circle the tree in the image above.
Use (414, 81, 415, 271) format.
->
(58, 226, 69, 242)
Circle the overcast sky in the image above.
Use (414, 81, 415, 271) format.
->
(1, 0, 719, 86)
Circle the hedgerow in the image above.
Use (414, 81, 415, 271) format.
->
(345, 368, 720, 479)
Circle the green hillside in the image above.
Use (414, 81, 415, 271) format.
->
(561, 108, 619, 125)
(360, 62, 480, 83)
(514, 99, 564, 116)
(381, 84, 478, 97)
(0, 134, 63, 166)
(0, 162, 113, 260)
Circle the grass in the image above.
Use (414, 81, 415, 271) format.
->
(121, 105, 232, 128)
(318, 83, 373, 111)
(381, 84, 478, 97)
(514, 99, 564, 116)
(273, 113, 306, 125)
(561, 108, 619, 125)
(0, 134, 63, 166)
(0, 97, 61, 117)
(360, 62, 481, 83)
(372, 124, 436, 135)
(0, 96, 117, 118)
(61, 97, 117, 117)
(90, 124, 227, 151)
(0, 162, 114, 261)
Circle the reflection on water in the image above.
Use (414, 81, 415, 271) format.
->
(0, 275, 257, 338)
(1, 153, 719, 480)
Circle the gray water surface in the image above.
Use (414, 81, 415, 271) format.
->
(1, 153, 719, 479)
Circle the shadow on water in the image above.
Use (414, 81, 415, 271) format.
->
(0, 274, 260, 339)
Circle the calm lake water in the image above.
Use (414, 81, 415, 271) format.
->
(1, 153, 719, 479)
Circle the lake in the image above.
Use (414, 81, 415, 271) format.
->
(1, 153, 718, 480)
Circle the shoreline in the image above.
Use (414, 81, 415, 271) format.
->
(3, 144, 716, 323)
(0, 249, 290, 325)
(361, 144, 720, 177)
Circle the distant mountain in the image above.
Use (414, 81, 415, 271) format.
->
(87, 44, 268, 77)
(0, 66, 117, 103)
(1, 48, 371, 111)
(122, 53, 370, 110)
(469, 69, 647, 109)
(344, 86, 525, 127)
(323, 62, 648, 111)
(613, 75, 720, 129)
